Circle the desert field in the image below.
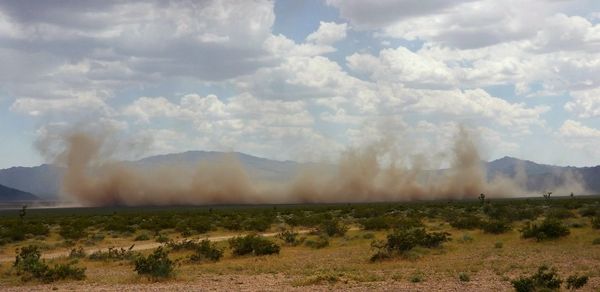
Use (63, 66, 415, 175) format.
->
(0, 196, 598, 291)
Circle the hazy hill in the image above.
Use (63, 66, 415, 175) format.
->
(0, 153, 598, 200)
(0, 183, 38, 202)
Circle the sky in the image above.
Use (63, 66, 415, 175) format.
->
(1, 0, 600, 169)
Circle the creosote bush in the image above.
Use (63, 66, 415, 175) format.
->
(566, 275, 588, 290)
(304, 235, 329, 249)
(370, 228, 450, 261)
(318, 219, 348, 237)
(134, 247, 174, 279)
(14, 245, 85, 283)
(511, 265, 562, 292)
(520, 218, 570, 241)
(228, 234, 280, 256)
(89, 245, 138, 261)
(480, 220, 512, 234)
(277, 230, 303, 246)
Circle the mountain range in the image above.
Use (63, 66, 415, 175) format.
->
(0, 151, 598, 201)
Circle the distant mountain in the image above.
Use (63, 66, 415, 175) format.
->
(0, 153, 598, 200)
(0, 164, 63, 199)
(0, 184, 38, 202)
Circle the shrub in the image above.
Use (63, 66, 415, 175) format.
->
(156, 233, 170, 243)
(277, 230, 302, 246)
(511, 265, 562, 292)
(68, 246, 86, 259)
(134, 233, 150, 241)
(520, 219, 570, 241)
(318, 219, 348, 237)
(14, 245, 85, 282)
(228, 234, 280, 256)
(449, 215, 481, 230)
(494, 241, 503, 249)
(371, 228, 450, 261)
(592, 237, 600, 245)
(458, 272, 470, 282)
(89, 245, 138, 261)
(591, 216, 600, 229)
(59, 223, 87, 240)
(361, 217, 389, 230)
(481, 220, 511, 234)
(189, 240, 223, 262)
(134, 247, 174, 279)
(304, 235, 329, 249)
(566, 275, 588, 290)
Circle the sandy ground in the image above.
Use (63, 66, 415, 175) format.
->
(3, 272, 600, 291)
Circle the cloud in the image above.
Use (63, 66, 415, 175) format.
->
(306, 22, 348, 45)
(559, 119, 600, 139)
(565, 88, 600, 118)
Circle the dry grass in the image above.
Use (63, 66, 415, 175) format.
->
(1, 217, 599, 291)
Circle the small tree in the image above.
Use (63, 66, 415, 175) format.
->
(134, 247, 174, 279)
(478, 193, 486, 205)
(19, 205, 27, 220)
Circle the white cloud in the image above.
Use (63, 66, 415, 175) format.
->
(559, 119, 600, 139)
(565, 88, 600, 118)
(306, 22, 348, 45)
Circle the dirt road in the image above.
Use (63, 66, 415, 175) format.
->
(0, 229, 313, 263)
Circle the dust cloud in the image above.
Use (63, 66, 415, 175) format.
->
(48, 127, 586, 206)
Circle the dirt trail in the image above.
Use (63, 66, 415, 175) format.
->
(0, 229, 313, 263)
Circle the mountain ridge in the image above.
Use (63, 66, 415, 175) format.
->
(0, 152, 598, 200)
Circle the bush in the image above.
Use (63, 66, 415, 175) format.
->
(89, 245, 138, 261)
(494, 241, 503, 249)
(14, 245, 85, 282)
(189, 240, 223, 262)
(481, 220, 511, 234)
(277, 230, 302, 246)
(592, 237, 600, 245)
(59, 223, 87, 240)
(361, 217, 389, 230)
(68, 246, 86, 259)
(591, 216, 600, 229)
(156, 233, 170, 243)
(371, 228, 450, 261)
(449, 215, 482, 230)
(134, 233, 150, 241)
(134, 247, 174, 279)
(520, 218, 570, 241)
(511, 265, 562, 292)
(228, 234, 280, 256)
(566, 275, 588, 290)
(304, 236, 329, 249)
(318, 219, 348, 237)
(458, 272, 470, 282)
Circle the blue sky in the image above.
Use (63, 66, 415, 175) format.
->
(1, 0, 600, 169)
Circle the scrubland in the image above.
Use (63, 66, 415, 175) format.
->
(1, 196, 599, 291)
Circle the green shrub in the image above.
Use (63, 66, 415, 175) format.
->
(566, 274, 588, 290)
(371, 228, 450, 261)
(189, 240, 223, 262)
(481, 220, 511, 234)
(592, 237, 600, 245)
(59, 223, 87, 240)
(319, 219, 348, 237)
(591, 216, 600, 229)
(228, 234, 280, 256)
(14, 245, 85, 282)
(449, 215, 481, 230)
(304, 235, 329, 249)
(68, 246, 86, 259)
(277, 230, 302, 246)
(134, 233, 150, 241)
(494, 241, 503, 249)
(155, 233, 170, 243)
(511, 265, 562, 292)
(458, 272, 470, 282)
(89, 245, 138, 261)
(134, 247, 174, 279)
(361, 217, 389, 230)
(520, 219, 570, 241)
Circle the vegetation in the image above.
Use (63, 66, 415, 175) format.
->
(228, 234, 280, 256)
(520, 218, 570, 241)
(13, 245, 86, 283)
(134, 247, 174, 279)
